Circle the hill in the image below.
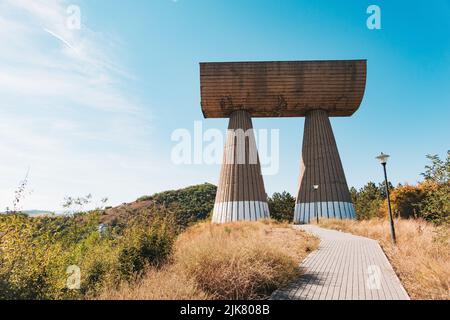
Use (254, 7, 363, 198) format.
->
(0, 210, 55, 217)
(99, 183, 217, 230)
(23, 210, 55, 217)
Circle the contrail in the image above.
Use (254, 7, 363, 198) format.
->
(44, 28, 75, 50)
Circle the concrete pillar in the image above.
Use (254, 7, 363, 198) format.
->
(294, 109, 356, 224)
(212, 110, 270, 223)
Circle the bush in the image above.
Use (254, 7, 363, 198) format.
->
(378, 182, 449, 224)
(418, 152, 449, 225)
(118, 220, 175, 279)
(376, 153, 449, 224)
(350, 152, 449, 225)
(0, 211, 176, 300)
(418, 181, 449, 225)
(0, 214, 72, 299)
(380, 184, 426, 219)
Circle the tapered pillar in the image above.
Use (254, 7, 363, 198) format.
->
(294, 109, 356, 224)
(212, 110, 270, 223)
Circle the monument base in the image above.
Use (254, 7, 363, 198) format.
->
(212, 201, 270, 223)
(294, 202, 356, 224)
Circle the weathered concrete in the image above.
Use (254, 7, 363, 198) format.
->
(294, 110, 356, 224)
(271, 225, 410, 300)
(212, 110, 269, 223)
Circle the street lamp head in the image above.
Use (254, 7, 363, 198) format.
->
(376, 152, 390, 165)
(313, 185, 319, 190)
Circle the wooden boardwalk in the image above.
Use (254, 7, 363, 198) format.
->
(272, 225, 410, 300)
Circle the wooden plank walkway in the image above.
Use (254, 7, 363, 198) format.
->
(271, 225, 410, 300)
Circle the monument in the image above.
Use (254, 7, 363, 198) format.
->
(200, 60, 367, 224)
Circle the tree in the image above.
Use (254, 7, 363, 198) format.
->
(421, 151, 450, 184)
(351, 182, 384, 220)
(383, 184, 425, 219)
(419, 151, 450, 225)
(267, 192, 296, 222)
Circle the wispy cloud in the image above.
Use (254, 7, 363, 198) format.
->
(0, 0, 138, 112)
(0, 0, 159, 210)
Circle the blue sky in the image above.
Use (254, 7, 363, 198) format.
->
(0, 0, 449, 211)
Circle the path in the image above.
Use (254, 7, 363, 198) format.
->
(271, 225, 410, 300)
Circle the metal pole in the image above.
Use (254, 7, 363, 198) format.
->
(383, 163, 397, 245)
(315, 189, 319, 224)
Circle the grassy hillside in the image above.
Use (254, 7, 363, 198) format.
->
(100, 183, 217, 230)
(0, 183, 217, 300)
(0, 183, 320, 300)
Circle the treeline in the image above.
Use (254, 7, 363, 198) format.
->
(351, 152, 449, 225)
(269, 152, 449, 225)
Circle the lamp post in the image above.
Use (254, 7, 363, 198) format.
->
(376, 152, 397, 245)
(313, 185, 319, 224)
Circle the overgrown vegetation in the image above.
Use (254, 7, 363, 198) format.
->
(351, 152, 449, 225)
(98, 221, 319, 300)
(0, 211, 175, 300)
(135, 183, 217, 229)
(0, 183, 217, 300)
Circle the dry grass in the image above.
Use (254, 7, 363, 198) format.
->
(317, 218, 449, 300)
(96, 266, 208, 300)
(98, 221, 319, 300)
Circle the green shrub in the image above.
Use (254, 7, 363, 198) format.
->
(268, 192, 295, 222)
(118, 246, 143, 279)
(0, 210, 176, 300)
(419, 152, 450, 225)
(418, 181, 449, 225)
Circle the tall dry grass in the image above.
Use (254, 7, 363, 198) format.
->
(317, 218, 449, 300)
(98, 221, 319, 300)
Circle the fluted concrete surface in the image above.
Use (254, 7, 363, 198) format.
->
(295, 110, 356, 224)
(212, 110, 270, 223)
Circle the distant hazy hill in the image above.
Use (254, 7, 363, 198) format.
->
(0, 210, 56, 217)
(22, 210, 55, 217)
